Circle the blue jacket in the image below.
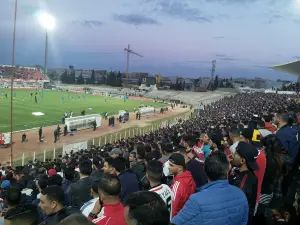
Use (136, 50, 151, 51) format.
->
(171, 180, 248, 225)
(276, 125, 299, 162)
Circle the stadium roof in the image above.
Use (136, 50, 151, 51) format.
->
(269, 60, 300, 76)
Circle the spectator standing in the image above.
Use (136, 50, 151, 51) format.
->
(39, 185, 80, 225)
(68, 161, 93, 208)
(124, 191, 170, 225)
(168, 153, 196, 218)
(103, 158, 140, 203)
(88, 174, 126, 225)
(275, 113, 299, 162)
(146, 160, 173, 217)
(81, 180, 101, 218)
(131, 145, 146, 181)
(129, 152, 137, 168)
(171, 151, 248, 225)
(61, 167, 74, 192)
(5, 204, 40, 225)
(229, 142, 259, 224)
(177, 146, 207, 190)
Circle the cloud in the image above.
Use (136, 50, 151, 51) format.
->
(145, 0, 211, 23)
(215, 54, 246, 61)
(113, 14, 159, 25)
(212, 36, 225, 39)
(72, 20, 103, 28)
(294, 19, 300, 24)
(294, 56, 300, 59)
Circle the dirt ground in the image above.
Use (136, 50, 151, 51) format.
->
(0, 106, 189, 164)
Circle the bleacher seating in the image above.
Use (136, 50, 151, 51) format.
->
(0, 65, 48, 81)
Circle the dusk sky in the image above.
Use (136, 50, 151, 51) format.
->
(0, 0, 300, 80)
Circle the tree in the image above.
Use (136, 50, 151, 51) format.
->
(91, 69, 95, 84)
(116, 71, 122, 87)
(61, 70, 68, 83)
(69, 65, 74, 71)
(77, 73, 84, 84)
(214, 75, 219, 89)
(107, 71, 117, 86)
(68, 70, 76, 84)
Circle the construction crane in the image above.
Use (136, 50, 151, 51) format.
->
(124, 44, 143, 87)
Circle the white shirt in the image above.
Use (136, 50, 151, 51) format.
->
(149, 184, 173, 220)
(163, 160, 170, 177)
(80, 197, 104, 218)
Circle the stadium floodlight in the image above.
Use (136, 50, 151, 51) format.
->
(39, 12, 55, 30)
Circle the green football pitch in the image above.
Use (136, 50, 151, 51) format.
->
(0, 89, 166, 133)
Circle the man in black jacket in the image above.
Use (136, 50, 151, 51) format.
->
(39, 185, 80, 225)
(67, 161, 93, 208)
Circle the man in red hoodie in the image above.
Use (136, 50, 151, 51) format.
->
(168, 153, 196, 218)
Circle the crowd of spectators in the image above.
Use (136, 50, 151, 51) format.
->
(0, 66, 46, 80)
(0, 92, 300, 225)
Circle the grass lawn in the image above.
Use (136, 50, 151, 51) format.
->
(0, 88, 166, 133)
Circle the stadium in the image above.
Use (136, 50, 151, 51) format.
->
(0, 64, 227, 165)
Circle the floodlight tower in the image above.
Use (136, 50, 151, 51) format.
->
(211, 60, 216, 90)
(10, 0, 18, 166)
(39, 12, 55, 77)
(124, 44, 143, 87)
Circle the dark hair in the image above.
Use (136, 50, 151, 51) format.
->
(79, 161, 92, 176)
(130, 152, 137, 158)
(59, 213, 95, 225)
(137, 147, 146, 160)
(204, 151, 229, 181)
(182, 135, 197, 148)
(41, 185, 65, 206)
(59, 214, 94, 225)
(261, 134, 284, 177)
(278, 112, 289, 123)
(38, 178, 48, 190)
(229, 127, 240, 138)
(125, 191, 170, 225)
(146, 160, 163, 182)
(63, 167, 75, 181)
(6, 204, 40, 225)
(48, 174, 63, 186)
(98, 174, 121, 196)
(257, 120, 265, 129)
(107, 158, 126, 173)
(5, 188, 22, 206)
(91, 181, 100, 194)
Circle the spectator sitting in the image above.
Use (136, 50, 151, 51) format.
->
(171, 151, 248, 225)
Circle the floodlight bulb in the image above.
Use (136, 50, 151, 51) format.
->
(39, 12, 55, 30)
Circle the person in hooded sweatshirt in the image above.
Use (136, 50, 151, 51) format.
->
(168, 153, 196, 218)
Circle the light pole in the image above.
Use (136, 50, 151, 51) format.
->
(10, 0, 18, 166)
(38, 12, 55, 95)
